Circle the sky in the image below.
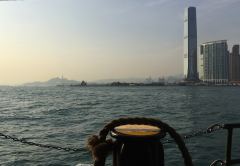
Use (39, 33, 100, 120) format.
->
(0, 0, 240, 85)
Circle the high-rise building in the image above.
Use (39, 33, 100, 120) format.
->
(184, 7, 198, 81)
(200, 40, 229, 84)
(229, 45, 240, 82)
(198, 52, 204, 81)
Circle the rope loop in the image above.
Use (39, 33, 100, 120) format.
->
(87, 135, 114, 166)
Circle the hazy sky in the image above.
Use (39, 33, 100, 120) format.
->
(0, 0, 240, 85)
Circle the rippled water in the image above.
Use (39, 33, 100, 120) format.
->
(0, 86, 240, 166)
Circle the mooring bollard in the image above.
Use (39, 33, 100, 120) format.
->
(87, 118, 193, 166)
(110, 124, 166, 166)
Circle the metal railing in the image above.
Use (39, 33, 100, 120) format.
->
(1, 123, 240, 166)
(210, 123, 240, 166)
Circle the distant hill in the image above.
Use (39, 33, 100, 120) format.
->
(23, 77, 81, 86)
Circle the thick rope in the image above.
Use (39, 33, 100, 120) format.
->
(87, 117, 193, 166)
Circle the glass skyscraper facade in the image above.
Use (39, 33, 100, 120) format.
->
(200, 40, 229, 84)
(229, 45, 240, 82)
(184, 7, 198, 81)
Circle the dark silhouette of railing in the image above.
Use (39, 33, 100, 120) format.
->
(211, 123, 240, 166)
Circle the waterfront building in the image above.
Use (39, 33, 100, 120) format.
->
(229, 45, 240, 82)
(198, 52, 204, 81)
(183, 7, 199, 81)
(200, 40, 229, 84)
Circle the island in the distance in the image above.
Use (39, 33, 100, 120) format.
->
(23, 77, 84, 87)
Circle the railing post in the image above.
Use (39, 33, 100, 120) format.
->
(226, 128, 233, 166)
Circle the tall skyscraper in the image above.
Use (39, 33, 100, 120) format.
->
(229, 45, 240, 82)
(184, 7, 198, 81)
(200, 40, 229, 84)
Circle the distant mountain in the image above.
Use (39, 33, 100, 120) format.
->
(23, 77, 81, 86)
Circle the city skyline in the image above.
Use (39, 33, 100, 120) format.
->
(0, 0, 240, 85)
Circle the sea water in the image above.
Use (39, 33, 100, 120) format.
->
(0, 86, 240, 166)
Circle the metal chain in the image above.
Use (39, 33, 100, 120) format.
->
(0, 133, 83, 152)
(0, 123, 224, 152)
(162, 123, 224, 144)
